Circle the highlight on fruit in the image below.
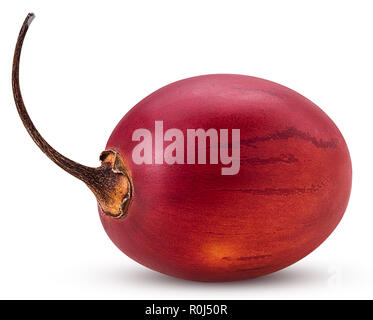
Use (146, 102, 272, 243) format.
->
(13, 13, 352, 282)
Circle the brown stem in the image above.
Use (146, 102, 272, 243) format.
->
(12, 13, 132, 218)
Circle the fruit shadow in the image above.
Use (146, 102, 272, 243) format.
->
(105, 262, 329, 290)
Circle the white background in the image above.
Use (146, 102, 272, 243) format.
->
(0, 0, 372, 299)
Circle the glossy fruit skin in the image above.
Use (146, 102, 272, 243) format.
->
(99, 74, 352, 282)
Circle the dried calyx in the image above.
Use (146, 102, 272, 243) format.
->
(12, 13, 132, 218)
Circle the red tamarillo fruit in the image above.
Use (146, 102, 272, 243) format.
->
(13, 13, 352, 281)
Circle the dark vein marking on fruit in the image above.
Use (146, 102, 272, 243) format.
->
(218, 184, 323, 196)
(234, 266, 271, 272)
(222, 255, 272, 261)
(203, 231, 256, 236)
(241, 127, 338, 149)
(240, 153, 298, 165)
(12, 13, 132, 218)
